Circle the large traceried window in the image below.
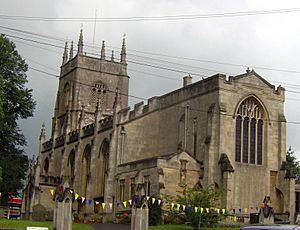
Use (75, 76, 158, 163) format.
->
(235, 97, 264, 165)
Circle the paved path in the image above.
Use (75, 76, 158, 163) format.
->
(91, 223, 131, 230)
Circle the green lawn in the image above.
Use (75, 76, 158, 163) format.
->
(0, 219, 93, 230)
(149, 225, 238, 230)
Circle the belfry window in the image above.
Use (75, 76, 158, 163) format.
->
(235, 97, 264, 165)
(89, 81, 106, 109)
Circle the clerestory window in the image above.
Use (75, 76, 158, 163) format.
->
(235, 97, 264, 165)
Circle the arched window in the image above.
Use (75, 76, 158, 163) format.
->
(235, 97, 264, 165)
(81, 145, 92, 198)
(99, 139, 109, 196)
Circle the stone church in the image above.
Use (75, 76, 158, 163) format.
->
(22, 30, 295, 222)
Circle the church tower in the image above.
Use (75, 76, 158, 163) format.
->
(51, 30, 129, 138)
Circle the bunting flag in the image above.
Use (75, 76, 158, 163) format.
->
(75, 193, 79, 200)
(222, 208, 226, 214)
(109, 203, 112, 209)
(123, 201, 127, 208)
(176, 204, 180, 210)
(244, 208, 248, 213)
(128, 200, 132, 206)
(233, 208, 236, 214)
(88, 200, 92, 206)
(158, 199, 162, 205)
(171, 203, 175, 209)
(146, 196, 150, 201)
(70, 190, 73, 194)
(233, 216, 237, 222)
(116, 202, 121, 207)
(206, 208, 209, 213)
(95, 201, 99, 205)
(82, 197, 85, 203)
(50, 189, 54, 196)
(152, 197, 155, 204)
(200, 207, 204, 214)
(0, 192, 1, 197)
(216, 208, 220, 214)
(102, 203, 106, 209)
(194, 207, 198, 212)
(239, 208, 242, 213)
(183, 205, 186, 211)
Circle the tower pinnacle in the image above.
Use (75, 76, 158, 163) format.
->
(62, 42, 68, 64)
(69, 41, 74, 60)
(77, 29, 84, 55)
(120, 35, 126, 64)
(101, 40, 105, 60)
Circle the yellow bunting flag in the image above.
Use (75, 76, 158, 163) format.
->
(82, 197, 85, 203)
(176, 204, 180, 210)
(50, 189, 54, 196)
(195, 207, 198, 212)
(183, 205, 186, 211)
(152, 197, 155, 204)
(222, 208, 226, 214)
(233, 216, 237, 222)
(102, 203, 106, 209)
(123, 201, 127, 208)
(109, 203, 113, 209)
(171, 203, 175, 209)
(244, 208, 248, 213)
(75, 193, 79, 200)
(206, 208, 209, 213)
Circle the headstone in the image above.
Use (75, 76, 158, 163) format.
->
(32, 204, 46, 221)
(258, 196, 274, 224)
(53, 180, 74, 230)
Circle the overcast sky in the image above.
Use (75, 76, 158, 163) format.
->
(2, 0, 300, 159)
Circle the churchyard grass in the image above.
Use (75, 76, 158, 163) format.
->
(0, 218, 93, 230)
(149, 224, 238, 230)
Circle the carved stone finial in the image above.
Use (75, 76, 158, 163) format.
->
(219, 153, 234, 173)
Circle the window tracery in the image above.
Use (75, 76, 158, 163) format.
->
(235, 97, 264, 165)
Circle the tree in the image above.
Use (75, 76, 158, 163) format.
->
(163, 186, 223, 229)
(286, 146, 300, 180)
(0, 34, 35, 199)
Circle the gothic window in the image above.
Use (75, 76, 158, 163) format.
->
(235, 97, 264, 165)
(119, 179, 125, 201)
(89, 81, 106, 109)
(81, 145, 91, 197)
(178, 114, 185, 150)
(99, 139, 109, 196)
(180, 160, 187, 186)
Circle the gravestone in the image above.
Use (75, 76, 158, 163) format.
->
(53, 181, 74, 230)
(258, 196, 274, 224)
(131, 198, 149, 230)
(32, 204, 46, 221)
